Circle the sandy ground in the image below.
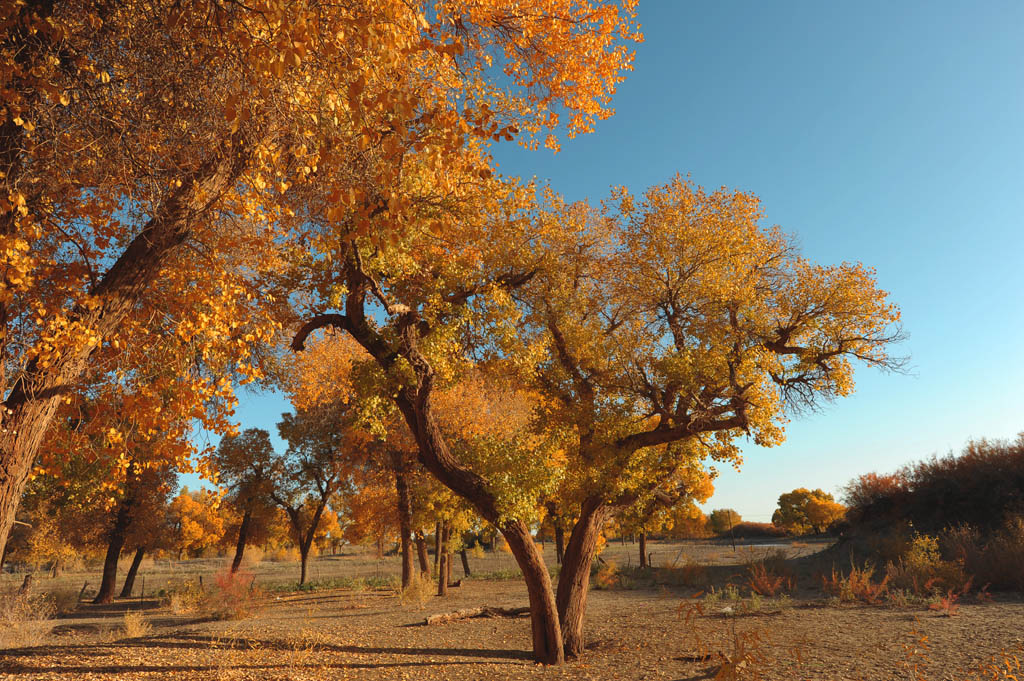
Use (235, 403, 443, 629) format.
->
(2, 539, 1021, 680)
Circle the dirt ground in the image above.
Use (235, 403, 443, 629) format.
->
(2, 539, 1022, 681)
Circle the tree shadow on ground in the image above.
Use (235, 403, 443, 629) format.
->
(0, 660, 486, 675)
(0, 632, 532, 666)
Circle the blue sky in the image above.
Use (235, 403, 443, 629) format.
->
(197, 1, 1024, 522)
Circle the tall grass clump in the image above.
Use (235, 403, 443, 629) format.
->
(0, 588, 57, 648)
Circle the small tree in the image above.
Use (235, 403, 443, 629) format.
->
(212, 428, 277, 572)
(709, 509, 742, 535)
(272, 406, 357, 585)
(772, 488, 845, 534)
(170, 488, 225, 559)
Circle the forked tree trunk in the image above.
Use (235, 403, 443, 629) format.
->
(395, 471, 414, 588)
(555, 526, 565, 565)
(119, 547, 145, 598)
(437, 521, 449, 596)
(231, 508, 252, 573)
(501, 520, 564, 664)
(639, 532, 648, 568)
(415, 531, 430, 576)
(556, 498, 609, 658)
(94, 487, 136, 604)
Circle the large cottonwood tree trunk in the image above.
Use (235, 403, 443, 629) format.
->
(556, 497, 609, 658)
(119, 547, 145, 598)
(395, 470, 414, 588)
(231, 508, 252, 573)
(0, 131, 252, 556)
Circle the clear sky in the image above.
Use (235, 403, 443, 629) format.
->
(196, 1, 1024, 522)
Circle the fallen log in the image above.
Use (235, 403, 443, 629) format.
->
(424, 606, 530, 626)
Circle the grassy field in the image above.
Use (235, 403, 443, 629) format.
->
(2, 538, 1022, 680)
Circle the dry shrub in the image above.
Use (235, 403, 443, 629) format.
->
(822, 562, 889, 604)
(204, 570, 260, 620)
(945, 517, 1024, 591)
(164, 579, 204, 615)
(730, 522, 788, 539)
(886, 533, 970, 595)
(240, 545, 264, 569)
(592, 560, 622, 590)
(746, 563, 794, 597)
(398, 573, 433, 609)
(0, 588, 56, 648)
(120, 611, 152, 638)
(269, 546, 301, 562)
(50, 588, 80, 616)
(655, 557, 707, 588)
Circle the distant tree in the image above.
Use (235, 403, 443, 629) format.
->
(119, 470, 177, 598)
(272, 406, 359, 585)
(709, 509, 741, 534)
(212, 428, 277, 572)
(170, 488, 224, 559)
(772, 488, 845, 534)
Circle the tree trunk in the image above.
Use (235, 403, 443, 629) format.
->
(231, 508, 252, 574)
(329, 309, 564, 663)
(437, 521, 449, 596)
(460, 548, 471, 577)
(119, 547, 145, 598)
(94, 489, 136, 604)
(433, 521, 441, 577)
(299, 546, 309, 586)
(0, 128, 253, 556)
(502, 520, 564, 665)
(395, 470, 415, 589)
(556, 497, 609, 658)
(555, 525, 565, 565)
(415, 531, 430, 576)
(639, 532, 648, 568)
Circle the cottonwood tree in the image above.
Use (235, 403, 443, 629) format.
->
(118, 476, 175, 599)
(272, 406, 358, 585)
(170, 488, 224, 560)
(708, 509, 742, 535)
(0, 0, 616, 556)
(502, 176, 904, 656)
(212, 428, 277, 572)
(0, 0, 352, 554)
(772, 488, 846, 534)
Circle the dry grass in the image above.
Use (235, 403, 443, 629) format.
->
(398, 572, 434, 609)
(0, 587, 56, 648)
(120, 610, 152, 638)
